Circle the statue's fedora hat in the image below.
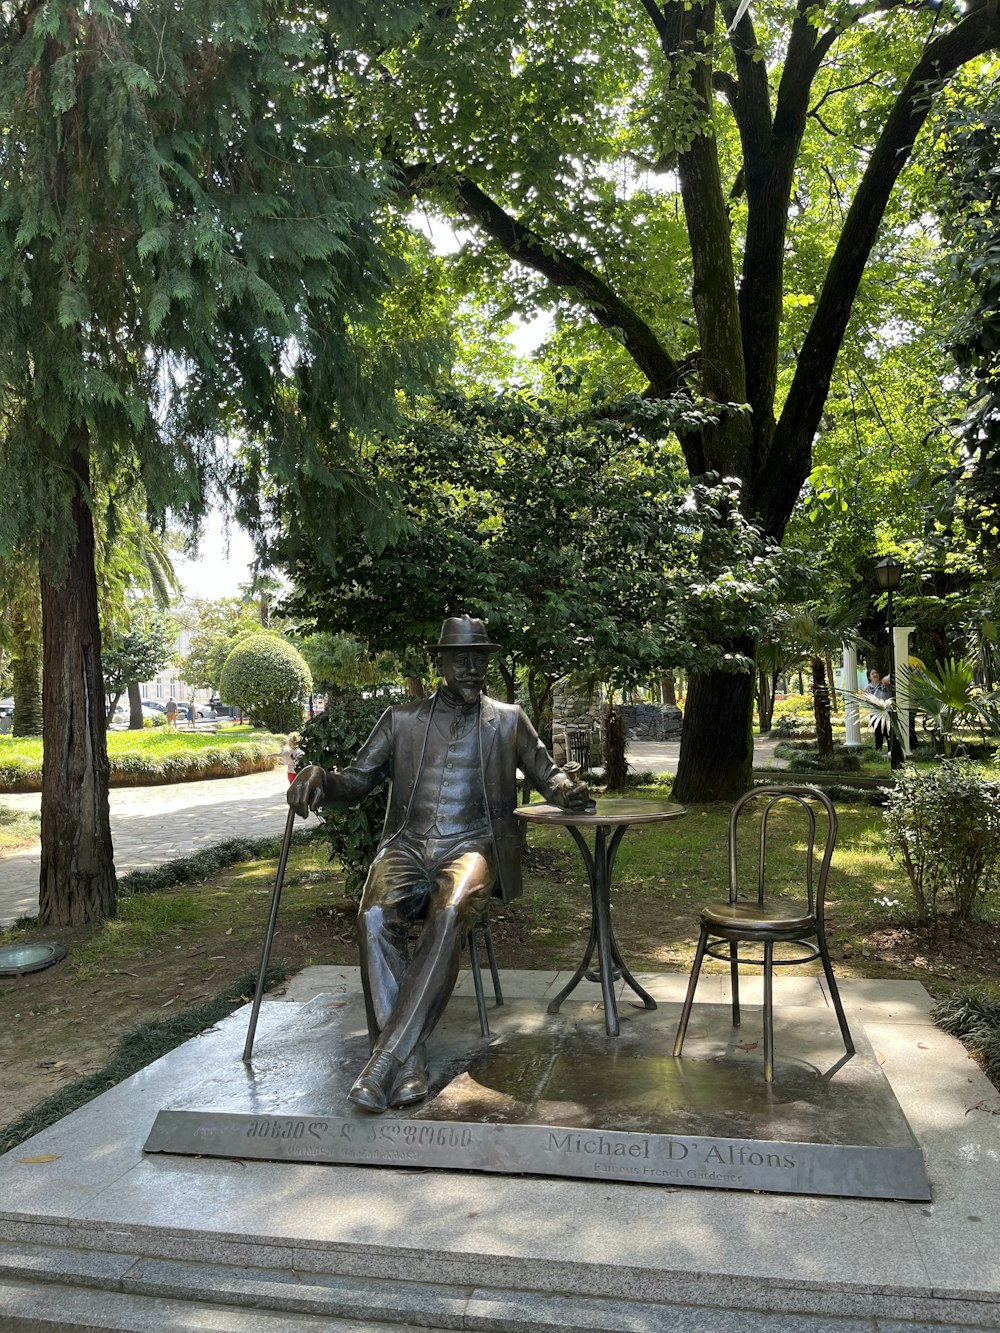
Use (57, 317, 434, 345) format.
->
(426, 615, 500, 654)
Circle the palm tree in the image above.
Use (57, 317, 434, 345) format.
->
(785, 610, 864, 765)
(902, 658, 1000, 758)
(96, 512, 180, 729)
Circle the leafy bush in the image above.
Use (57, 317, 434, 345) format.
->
(771, 714, 803, 736)
(298, 691, 406, 898)
(883, 761, 1000, 921)
(776, 741, 863, 773)
(771, 693, 813, 719)
(220, 634, 311, 733)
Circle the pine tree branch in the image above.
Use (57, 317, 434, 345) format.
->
(762, 8, 1000, 536)
(396, 163, 682, 393)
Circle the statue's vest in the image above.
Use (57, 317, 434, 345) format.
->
(405, 704, 489, 838)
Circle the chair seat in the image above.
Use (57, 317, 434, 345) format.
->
(701, 900, 816, 936)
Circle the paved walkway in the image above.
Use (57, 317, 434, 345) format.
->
(0, 738, 788, 927)
(0, 769, 290, 928)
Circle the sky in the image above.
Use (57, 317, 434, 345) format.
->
(172, 509, 257, 600)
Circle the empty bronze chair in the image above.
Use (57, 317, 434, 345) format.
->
(673, 785, 854, 1081)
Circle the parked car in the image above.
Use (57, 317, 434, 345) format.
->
(0, 699, 14, 717)
(175, 701, 216, 720)
(140, 698, 166, 713)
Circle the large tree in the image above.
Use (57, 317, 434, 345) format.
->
(333, 0, 1000, 799)
(0, 0, 410, 924)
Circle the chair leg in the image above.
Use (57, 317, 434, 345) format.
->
(483, 918, 504, 1007)
(673, 926, 709, 1058)
(468, 928, 490, 1037)
(729, 942, 740, 1028)
(817, 932, 855, 1057)
(763, 940, 774, 1082)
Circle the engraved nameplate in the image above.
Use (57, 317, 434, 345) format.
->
(144, 1108, 929, 1199)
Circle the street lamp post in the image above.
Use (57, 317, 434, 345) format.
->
(875, 557, 904, 770)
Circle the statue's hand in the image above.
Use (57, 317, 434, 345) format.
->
(559, 780, 595, 812)
(287, 764, 328, 818)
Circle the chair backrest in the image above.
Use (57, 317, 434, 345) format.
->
(727, 785, 837, 918)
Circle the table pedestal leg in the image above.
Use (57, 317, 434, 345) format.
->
(546, 824, 657, 1036)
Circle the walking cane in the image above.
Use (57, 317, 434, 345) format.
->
(242, 804, 299, 1063)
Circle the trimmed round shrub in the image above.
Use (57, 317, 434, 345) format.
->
(220, 634, 311, 734)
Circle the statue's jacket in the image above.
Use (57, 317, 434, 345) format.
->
(322, 693, 571, 901)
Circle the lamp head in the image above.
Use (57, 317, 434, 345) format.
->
(875, 557, 903, 593)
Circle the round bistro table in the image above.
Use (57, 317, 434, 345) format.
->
(513, 797, 687, 1036)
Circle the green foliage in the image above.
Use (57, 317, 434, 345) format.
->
(285, 391, 808, 705)
(180, 599, 265, 690)
(932, 989, 1000, 1090)
(297, 631, 399, 696)
(0, 729, 283, 790)
(883, 761, 1000, 921)
(771, 715, 804, 736)
(101, 607, 175, 710)
(775, 742, 863, 774)
(931, 78, 1000, 481)
(0, 0, 415, 567)
(299, 692, 405, 899)
(771, 694, 814, 719)
(219, 634, 311, 733)
(903, 658, 1000, 758)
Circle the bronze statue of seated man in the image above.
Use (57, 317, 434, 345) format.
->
(288, 615, 591, 1113)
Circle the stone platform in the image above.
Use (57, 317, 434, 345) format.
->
(0, 969, 999, 1332)
(144, 993, 928, 1201)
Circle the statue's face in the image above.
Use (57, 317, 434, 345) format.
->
(437, 650, 490, 704)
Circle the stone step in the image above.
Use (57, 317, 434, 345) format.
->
(0, 1273, 434, 1331)
(0, 1232, 997, 1333)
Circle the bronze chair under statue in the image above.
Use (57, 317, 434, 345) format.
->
(288, 615, 592, 1114)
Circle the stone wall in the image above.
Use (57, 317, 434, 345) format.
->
(551, 683, 603, 767)
(618, 703, 682, 741)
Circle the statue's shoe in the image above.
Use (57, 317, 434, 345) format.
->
(348, 1049, 400, 1113)
(390, 1045, 428, 1108)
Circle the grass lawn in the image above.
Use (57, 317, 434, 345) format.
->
(0, 805, 40, 855)
(0, 725, 283, 791)
(3, 783, 998, 1147)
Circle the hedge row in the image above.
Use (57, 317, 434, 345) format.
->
(0, 732, 284, 791)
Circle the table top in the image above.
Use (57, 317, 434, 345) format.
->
(513, 798, 687, 827)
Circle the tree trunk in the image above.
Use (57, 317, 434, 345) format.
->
(812, 655, 835, 763)
(602, 704, 628, 791)
(825, 654, 838, 714)
(674, 651, 755, 803)
(756, 669, 774, 735)
(128, 679, 143, 729)
(11, 645, 43, 737)
(39, 443, 116, 926)
(661, 671, 677, 707)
